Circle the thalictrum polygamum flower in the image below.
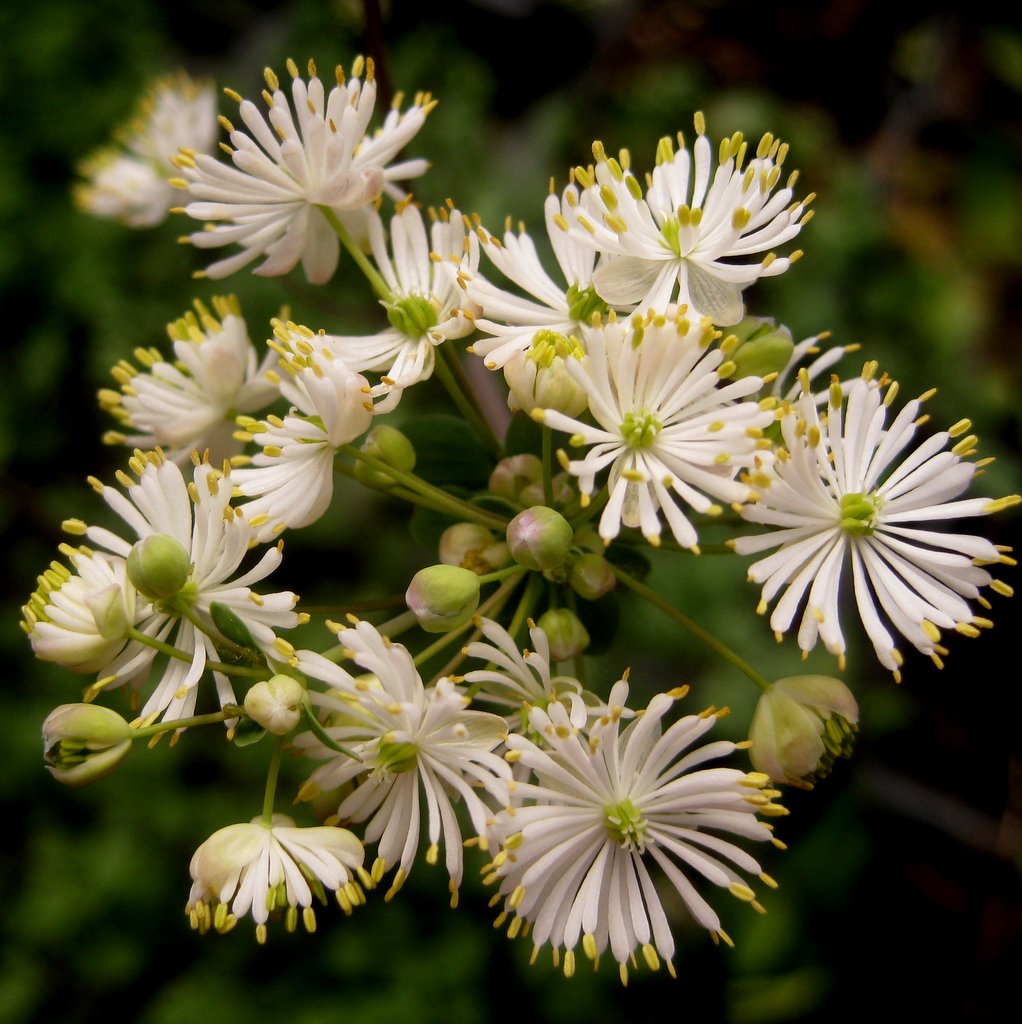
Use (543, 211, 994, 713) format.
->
(186, 815, 366, 942)
(485, 680, 785, 982)
(565, 113, 811, 324)
(293, 619, 511, 902)
(174, 57, 432, 283)
(100, 295, 277, 464)
(536, 309, 776, 549)
(734, 370, 1019, 678)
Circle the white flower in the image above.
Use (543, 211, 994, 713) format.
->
(317, 201, 478, 410)
(565, 114, 811, 324)
(232, 325, 377, 537)
(63, 449, 304, 723)
(485, 681, 784, 982)
(100, 295, 277, 464)
(174, 57, 432, 283)
(75, 72, 217, 227)
(734, 372, 1019, 678)
(186, 814, 365, 941)
(294, 619, 511, 901)
(537, 309, 776, 549)
(464, 181, 610, 369)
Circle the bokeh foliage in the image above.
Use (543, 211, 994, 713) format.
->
(2, 1, 1020, 1021)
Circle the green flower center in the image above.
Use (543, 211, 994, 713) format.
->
(565, 283, 608, 323)
(386, 294, 439, 337)
(528, 329, 585, 368)
(620, 410, 663, 449)
(604, 798, 648, 851)
(373, 739, 419, 775)
(839, 491, 880, 536)
(659, 207, 701, 257)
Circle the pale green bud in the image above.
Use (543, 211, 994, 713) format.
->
(518, 473, 576, 509)
(503, 343, 588, 418)
(537, 607, 590, 661)
(488, 454, 543, 503)
(439, 523, 509, 574)
(244, 675, 306, 735)
(749, 675, 860, 789)
(507, 506, 573, 572)
(724, 318, 794, 380)
(127, 533, 191, 601)
(569, 552, 616, 600)
(406, 564, 481, 633)
(83, 582, 133, 640)
(43, 703, 132, 786)
(354, 425, 417, 489)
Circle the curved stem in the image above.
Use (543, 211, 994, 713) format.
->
(609, 564, 772, 693)
(319, 206, 393, 302)
(262, 737, 285, 826)
(301, 703, 361, 759)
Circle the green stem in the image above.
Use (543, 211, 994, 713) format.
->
(301, 703, 361, 759)
(542, 425, 554, 506)
(504, 571, 542, 643)
(609, 564, 772, 693)
(125, 627, 267, 679)
(262, 737, 285, 826)
(132, 706, 242, 739)
(433, 344, 501, 456)
(319, 206, 393, 302)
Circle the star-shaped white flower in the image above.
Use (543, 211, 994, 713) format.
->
(734, 371, 1018, 678)
(186, 814, 365, 942)
(485, 680, 784, 982)
(76, 71, 217, 227)
(174, 57, 432, 283)
(565, 114, 811, 324)
(536, 309, 776, 549)
(294, 619, 511, 902)
(100, 295, 278, 464)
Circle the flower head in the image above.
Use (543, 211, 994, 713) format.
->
(294, 619, 511, 901)
(100, 295, 277, 464)
(565, 114, 811, 324)
(734, 370, 1018, 678)
(175, 57, 432, 282)
(76, 71, 217, 227)
(186, 815, 365, 942)
(485, 681, 784, 982)
(537, 309, 775, 549)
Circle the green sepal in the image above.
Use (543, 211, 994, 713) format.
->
(231, 713, 268, 747)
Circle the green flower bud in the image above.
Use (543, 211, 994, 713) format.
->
(439, 523, 509, 574)
(354, 425, 417, 489)
(488, 454, 543, 503)
(723, 318, 794, 380)
(507, 506, 573, 572)
(42, 703, 132, 787)
(127, 533, 191, 602)
(406, 564, 481, 633)
(537, 607, 590, 661)
(244, 675, 306, 735)
(503, 331, 588, 417)
(749, 675, 860, 789)
(569, 552, 617, 600)
(518, 473, 576, 509)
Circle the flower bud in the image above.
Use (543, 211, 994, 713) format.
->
(536, 608, 590, 661)
(506, 506, 573, 572)
(439, 523, 509, 574)
(488, 454, 542, 503)
(42, 703, 132, 786)
(354, 425, 417, 489)
(503, 330, 588, 418)
(244, 675, 306, 735)
(406, 564, 481, 633)
(518, 473, 575, 509)
(749, 675, 859, 789)
(724, 318, 794, 380)
(127, 533, 191, 601)
(569, 552, 616, 600)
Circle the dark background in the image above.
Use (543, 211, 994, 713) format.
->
(1, 1, 1020, 1021)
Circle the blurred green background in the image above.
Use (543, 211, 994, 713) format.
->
(2, 1, 1020, 1021)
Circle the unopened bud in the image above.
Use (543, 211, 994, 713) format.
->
(42, 703, 132, 786)
(725, 318, 794, 380)
(536, 607, 590, 661)
(504, 332, 588, 418)
(569, 552, 616, 600)
(749, 675, 859, 788)
(354, 425, 417, 489)
(244, 675, 306, 735)
(127, 533, 191, 601)
(406, 564, 481, 633)
(507, 506, 573, 572)
(439, 523, 509, 574)
(488, 454, 543, 503)
(519, 473, 575, 509)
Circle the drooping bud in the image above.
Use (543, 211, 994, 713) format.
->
(749, 675, 859, 789)
(536, 607, 590, 661)
(488, 454, 543, 503)
(569, 552, 617, 600)
(126, 533, 191, 602)
(244, 675, 306, 735)
(506, 506, 573, 572)
(405, 564, 481, 633)
(354, 424, 417, 489)
(439, 523, 509, 574)
(42, 704, 132, 786)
